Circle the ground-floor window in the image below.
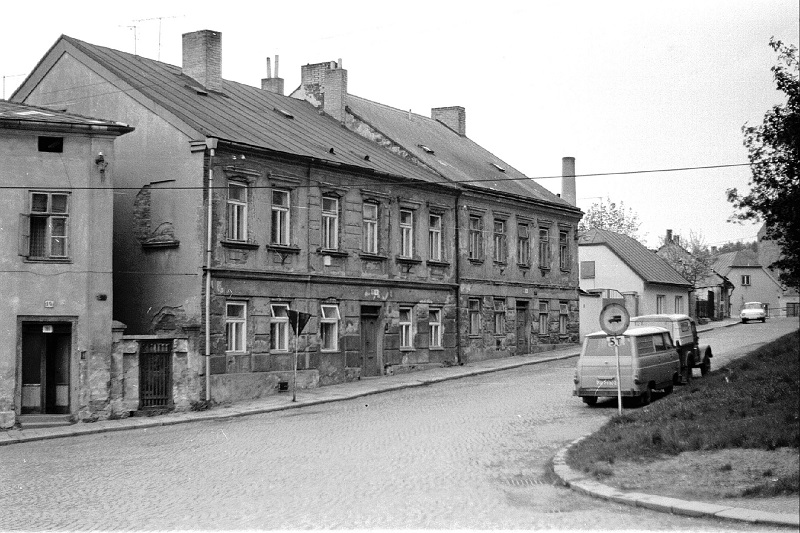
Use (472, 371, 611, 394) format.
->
(674, 295, 684, 314)
(559, 301, 569, 334)
(656, 295, 666, 314)
(226, 302, 247, 352)
(429, 309, 442, 348)
(538, 301, 549, 335)
(320, 304, 340, 351)
(468, 299, 482, 335)
(400, 306, 414, 348)
(270, 303, 290, 351)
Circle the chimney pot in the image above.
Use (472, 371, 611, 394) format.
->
(182, 30, 222, 92)
(261, 54, 284, 95)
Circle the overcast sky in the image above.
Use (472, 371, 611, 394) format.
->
(2, 0, 797, 248)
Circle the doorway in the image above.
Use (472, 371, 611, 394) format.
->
(360, 306, 382, 377)
(139, 340, 173, 409)
(516, 302, 530, 355)
(21, 323, 71, 414)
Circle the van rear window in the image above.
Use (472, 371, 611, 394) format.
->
(585, 338, 631, 356)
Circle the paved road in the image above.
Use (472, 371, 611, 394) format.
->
(1, 319, 794, 530)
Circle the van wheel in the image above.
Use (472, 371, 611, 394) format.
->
(683, 364, 693, 385)
(639, 387, 652, 406)
(761, 318, 766, 323)
(582, 396, 598, 406)
(701, 358, 711, 376)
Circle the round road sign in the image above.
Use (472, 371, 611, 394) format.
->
(599, 303, 630, 336)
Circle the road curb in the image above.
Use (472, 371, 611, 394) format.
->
(552, 435, 800, 528)
(2, 349, 581, 446)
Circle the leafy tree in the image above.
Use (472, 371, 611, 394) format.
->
(715, 240, 757, 255)
(657, 231, 714, 286)
(728, 39, 799, 289)
(578, 196, 642, 239)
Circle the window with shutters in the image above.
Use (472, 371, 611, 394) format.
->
(20, 192, 70, 260)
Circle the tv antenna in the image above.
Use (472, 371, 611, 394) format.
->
(132, 15, 183, 60)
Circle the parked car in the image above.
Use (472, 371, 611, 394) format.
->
(630, 314, 713, 383)
(740, 302, 767, 323)
(574, 326, 680, 407)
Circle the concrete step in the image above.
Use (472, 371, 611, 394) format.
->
(18, 414, 73, 429)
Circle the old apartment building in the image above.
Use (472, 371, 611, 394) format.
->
(11, 30, 582, 407)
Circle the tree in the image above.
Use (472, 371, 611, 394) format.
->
(728, 39, 799, 289)
(657, 231, 714, 286)
(578, 196, 642, 239)
(715, 240, 757, 255)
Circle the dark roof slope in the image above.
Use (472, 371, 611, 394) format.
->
(712, 249, 761, 275)
(33, 36, 450, 186)
(579, 228, 691, 287)
(347, 94, 572, 206)
(0, 99, 132, 134)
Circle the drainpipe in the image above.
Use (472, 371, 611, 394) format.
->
(454, 191, 462, 364)
(205, 137, 218, 402)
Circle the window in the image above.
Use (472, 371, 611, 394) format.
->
(38, 136, 63, 153)
(400, 209, 414, 257)
(271, 189, 290, 245)
(559, 230, 570, 270)
(428, 214, 442, 261)
(559, 301, 569, 335)
(493, 299, 506, 335)
(227, 183, 247, 241)
(674, 296, 684, 314)
(468, 215, 483, 260)
(538, 227, 551, 268)
(468, 299, 482, 335)
(493, 219, 507, 263)
(225, 302, 247, 353)
(362, 203, 378, 254)
(270, 303, 290, 351)
(538, 301, 549, 335)
(580, 261, 595, 279)
(517, 224, 530, 265)
(321, 197, 339, 250)
(741, 275, 751, 286)
(24, 192, 70, 259)
(399, 306, 414, 348)
(320, 304, 340, 351)
(656, 295, 666, 314)
(429, 309, 442, 348)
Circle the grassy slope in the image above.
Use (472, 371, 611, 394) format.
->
(567, 331, 799, 496)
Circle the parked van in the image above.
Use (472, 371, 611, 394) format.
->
(630, 314, 713, 383)
(574, 327, 680, 407)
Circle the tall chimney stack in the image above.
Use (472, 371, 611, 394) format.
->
(431, 106, 466, 136)
(289, 60, 347, 122)
(666, 229, 673, 243)
(182, 30, 222, 92)
(261, 55, 285, 95)
(561, 156, 577, 206)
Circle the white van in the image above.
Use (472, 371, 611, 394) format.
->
(573, 327, 681, 407)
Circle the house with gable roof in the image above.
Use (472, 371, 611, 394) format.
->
(578, 228, 692, 337)
(12, 30, 582, 408)
(712, 249, 787, 317)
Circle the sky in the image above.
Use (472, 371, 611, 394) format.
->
(2, 0, 797, 248)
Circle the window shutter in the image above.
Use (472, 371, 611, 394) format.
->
(18, 214, 30, 256)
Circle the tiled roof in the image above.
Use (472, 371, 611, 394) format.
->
(579, 228, 692, 287)
(44, 36, 451, 186)
(0, 99, 132, 131)
(712, 249, 761, 275)
(347, 95, 572, 205)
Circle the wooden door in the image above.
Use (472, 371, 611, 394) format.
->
(516, 303, 529, 355)
(360, 307, 381, 377)
(21, 323, 71, 414)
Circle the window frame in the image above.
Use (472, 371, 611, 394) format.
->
(429, 308, 443, 349)
(493, 299, 506, 335)
(538, 300, 550, 335)
(468, 215, 483, 260)
(269, 303, 290, 352)
(320, 304, 341, 352)
(26, 191, 70, 260)
(226, 182, 248, 242)
(321, 196, 339, 251)
(468, 298, 482, 336)
(225, 301, 247, 353)
(399, 306, 414, 349)
(399, 209, 414, 258)
(493, 219, 507, 264)
(559, 229, 570, 270)
(741, 275, 751, 286)
(362, 202, 379, 254)
(271, 189, 291, 246)
(656, 294, 667, 314)
(428, 213, 442, 261)
(559, 301, 569, 335)
(538, 226, 551, 269)
(674, 295, 684, 314)
(517, 223, 530, 266)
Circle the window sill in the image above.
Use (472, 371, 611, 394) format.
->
(429, 346, 444, 351)
(266, 244, 300, 254)
(24, 257, 72, 264)
(142, 239, 180, 250)
(517, 263, 531, 269)
(468, 258, 484, 265)
(426, 260, 450, 267)
(317, 249, 349, 258)
(221, 239, 260, 250)
(493, 261, 508, 266)
(320, 349, 340, 353)
(395, 256, 422, 265)
(399, 347, 416, 352)
(359, 252, 388, 261)
(560, 268, 571, 273)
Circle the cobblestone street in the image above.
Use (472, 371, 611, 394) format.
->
(2, 323, 792, 530)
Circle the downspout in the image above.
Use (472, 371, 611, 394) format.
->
(454, 190, 463, 364)
(204, 137, 218, 401)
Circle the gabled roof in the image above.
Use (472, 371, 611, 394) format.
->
(0, 99, 132, 135)
(712, 249, 761, 275)
(579, 228, 692, 287)
(347, 94, 574, 207)
(14, 36, 450, 187)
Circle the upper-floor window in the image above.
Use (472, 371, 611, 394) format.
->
(400, 209, 414, 257)
(493, 299, 506, 335)
(227, 182, 247, 241)
(320, 304, 340, 351)
(226, 302, 247, 353)
(517, 223, 530, 265)
(559, 230, 570, 270)
(656, 294, 666, 314)
(674, 296, 684, 314)
(580, 261, 595, 279)
(270, 303, 290, 352)
(468, 215, 483, 260)
(538, 227, 551, 269)
(429, 308, 442, 348)
(22, 192, 70, 259)
(399, 306, 414, 348)
(741, 275, 751, 286)
(271, 189, 290, 245)
(493, 219, 507, 263)
(362, 203, 378, 254)
(429, 214, 442, 261)
(468, 298, 482, 335)
(321, 197, 339, 250)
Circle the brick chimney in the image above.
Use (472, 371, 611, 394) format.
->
(666, 229, 673, 243)
(561, 156, 577, 206)
(261, 56, 284, 95)
(431, 106, 466, 136)
(182, 30, 222, 92)
(292, 60, 347, 123)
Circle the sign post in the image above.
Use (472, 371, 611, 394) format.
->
(286, 310, 311, 402)
(599, 302, 630, 415)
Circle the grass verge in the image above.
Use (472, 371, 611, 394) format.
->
(567, 330, 799, 496)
